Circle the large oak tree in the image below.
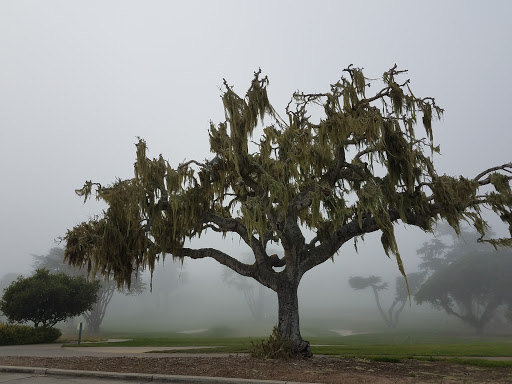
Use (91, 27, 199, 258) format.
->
(63, 66, 512, 356)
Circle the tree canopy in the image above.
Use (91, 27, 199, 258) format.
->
(63, 65, 512, 356)
(0, 269, 99, 328)
(33, 248, 145, 334)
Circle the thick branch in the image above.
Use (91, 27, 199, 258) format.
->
(268, 253, 286, 268)
(205, 212, 251, 245)
(321, 146, 346, 186)
(280, 215, 307, 267)
(301, 206, 438, 272)
(204, 212, 273, 266)
(175, 247, 255, 278)
(288, 188, 313, 215)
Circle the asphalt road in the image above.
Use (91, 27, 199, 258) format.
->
(0, 371, 155, 384)
(0, 344, 289, 384)
(0, 368, 275, 383)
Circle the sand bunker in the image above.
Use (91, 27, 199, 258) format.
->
(329, 329, 365, 336)
(177, 328, 209, 334)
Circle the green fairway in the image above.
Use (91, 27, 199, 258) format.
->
(311, 342, 512, 358)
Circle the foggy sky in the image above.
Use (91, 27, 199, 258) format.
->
(1, 0, 511, 304)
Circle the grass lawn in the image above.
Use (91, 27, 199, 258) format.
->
(61, 329, 512, 367)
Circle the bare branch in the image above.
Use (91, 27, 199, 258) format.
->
(178, 159, 205, 170)
(474, 162, 512, 182)
(356, 86, 391, 105)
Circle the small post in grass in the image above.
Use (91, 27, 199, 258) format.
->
(77, 322, 83, 345)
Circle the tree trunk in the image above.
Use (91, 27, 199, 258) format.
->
(371, 286, 392, 328)
(84, 306, 103, 335)
(391, 299, 407, 329)
(277, 281, 312, 357)
(83, 283, 115, 335)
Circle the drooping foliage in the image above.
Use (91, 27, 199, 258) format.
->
(64, 66, 512, 289)
(63, 65, 512, 355)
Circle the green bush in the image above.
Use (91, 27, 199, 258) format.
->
(204, 325, 234, 337)
(0, 269, 99, 328)
(249, 326, 295, 359)
(0, 324, 62, 345)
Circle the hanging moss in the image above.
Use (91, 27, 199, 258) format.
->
(353, 68, 366, 96)
(431, 175, 481, 234)
(63, 66, 511, 294)
(490, 173, 512, 194)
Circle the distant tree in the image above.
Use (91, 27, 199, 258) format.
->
(0, 269, 99, 328)
(416, 224, 482, 274)
(145, 262, 187, 315)
(349, 275, 389, 325)
(223, 266, 275, 321)
(349, 272, 425, 328)
(415, 228, 512, 334)
(63, 66, 512, 356)
(388, 272, 426, 327)
(33, 248, 145, 334)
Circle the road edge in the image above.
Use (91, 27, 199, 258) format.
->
(0, 365, 320, 384)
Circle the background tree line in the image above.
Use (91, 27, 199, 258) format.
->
(349, 226, 512, 334)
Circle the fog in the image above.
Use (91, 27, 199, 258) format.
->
(1, 1, 511, 335)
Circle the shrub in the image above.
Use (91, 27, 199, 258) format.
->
(0, 324, 62, 345)
(205, 325, 234, 337)
(249, 326, 295, 359)
(0, 269, 99, 328)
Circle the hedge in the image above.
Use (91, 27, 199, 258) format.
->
(0, 323, 62, 345)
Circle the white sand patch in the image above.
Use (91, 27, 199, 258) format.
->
(329, 329, 365, 336)
(178, 328, 209, 334)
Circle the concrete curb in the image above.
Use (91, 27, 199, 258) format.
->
(0, 365, 320, 384)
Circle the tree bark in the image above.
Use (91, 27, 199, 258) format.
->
(277, 280, 312, 357)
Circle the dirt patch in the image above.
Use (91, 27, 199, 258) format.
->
(1, 355, 511, 383)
